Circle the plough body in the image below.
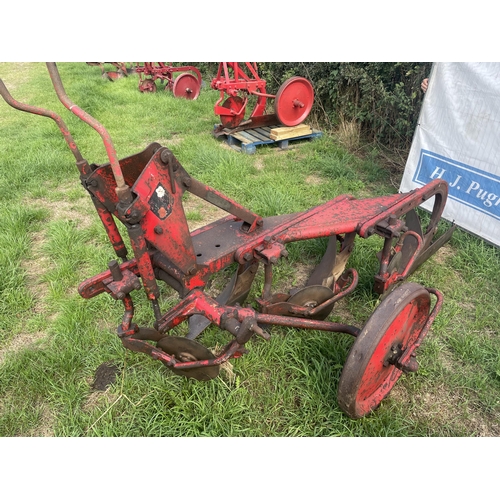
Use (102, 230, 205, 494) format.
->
(135, 62, 202, 99)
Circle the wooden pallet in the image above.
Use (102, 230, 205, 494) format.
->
(216, 124, 322, 154)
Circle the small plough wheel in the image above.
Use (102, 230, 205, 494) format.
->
(219, 95, 245, 128)
(337, 282, 431, 419)
(139, 79, 157, 93)
(274, 76, 314, 127)
(172, 72, 201, 100)
(156, 336, 220, 381)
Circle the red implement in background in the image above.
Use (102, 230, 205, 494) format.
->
(135, 62, 202, 100)
(211, 62, 314, 130)
(0, 63, 455, 419)
(86, 62, 133, 81)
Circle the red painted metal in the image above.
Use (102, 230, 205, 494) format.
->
(172, 73, 201, 100)
(135, 63, 202, 99)
(219, 95, 246, 129)
(211, 63, 315, 129)
(0, 63, 455, 419)
(86, 62, 130, 81)
(274, 77, 315, 127)
(337, 283, 443, 418)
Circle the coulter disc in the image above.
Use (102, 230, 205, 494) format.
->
(139, 79, 157, 93)
(156, 336, 219, 381)
(219, 95, 245, 128)
(287, 285, 335, 320)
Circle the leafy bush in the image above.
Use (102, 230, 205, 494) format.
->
(180, 62, 432, 151)
(257, 62, 432, 150)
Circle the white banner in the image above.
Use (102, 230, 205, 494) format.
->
(400, 62, 500, 248)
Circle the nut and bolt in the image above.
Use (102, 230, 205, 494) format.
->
(160, 150, 171, 164)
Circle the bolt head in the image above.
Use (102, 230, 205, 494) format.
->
(160, 149, 171, 164)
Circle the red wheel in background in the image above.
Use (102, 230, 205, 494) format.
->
(274, 76, 314, 127)
(219, 95, 245, 128)
(337, 282, 431, 419)
(172, 72, 201, 100)
(139, 79, 157, 93)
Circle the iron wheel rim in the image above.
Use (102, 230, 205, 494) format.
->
(337, 282, 431, 419)
(274, 76, 314, 127)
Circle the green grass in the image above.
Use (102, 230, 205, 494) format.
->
(0, 62, 499, 438)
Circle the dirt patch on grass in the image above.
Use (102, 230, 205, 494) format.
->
(305, 174, 322, 185)
(254, 158, 265, 171)
(38, 198, 95, 229)
(0, 331, 47, 365)
(155, 134, 184, 148)
(431, 243, 456, 266)
(183, 193, 228, 230)
(83, 388, 120, 413)
(30, 403, 55, 437)
(35, 183, 95, 229)
(390, 381, 500, 436)
(218, 141, 235, 152)
(291, 262, 315, 289)
(0, 62, 38, 91)
(0, 186, 95, 363)
(20, 188, 94, 315)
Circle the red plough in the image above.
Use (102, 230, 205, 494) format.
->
(134, 62, 202, 100)
(211, 62, 315, 131)
(0, 63, 455, 419)
(86, 62, 133, 81)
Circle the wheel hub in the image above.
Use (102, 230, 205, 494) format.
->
(383, 343, 404, 367)
(287, 285, 335, 320)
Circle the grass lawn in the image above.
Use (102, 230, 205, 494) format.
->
(0, 62, 499, 441)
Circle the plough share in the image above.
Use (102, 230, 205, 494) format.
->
(0, 63, 455, 419)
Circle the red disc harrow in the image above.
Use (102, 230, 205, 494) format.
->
(135, 62, 202, 100)
(0, 63, 455, 419)
(211, 62, 315, 130)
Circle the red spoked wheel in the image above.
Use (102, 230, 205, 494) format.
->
(337, 282, 431, 419)
(219, 95, 245, 128)
(274, 76, 314, 127)
(139, 79, 157, 93)
(172, 72, 201, 100)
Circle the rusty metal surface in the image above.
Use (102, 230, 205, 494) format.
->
(337, 283, 441, 419)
